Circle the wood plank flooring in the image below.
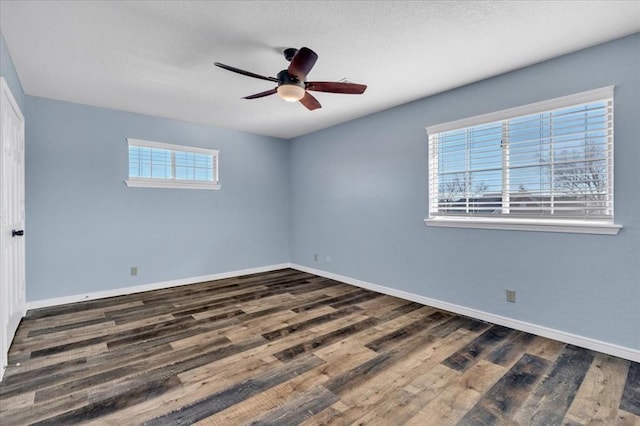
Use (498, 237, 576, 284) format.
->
(1, 268, 638, 425)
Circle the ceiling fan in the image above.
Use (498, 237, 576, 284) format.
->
(214, 47, 367, 111)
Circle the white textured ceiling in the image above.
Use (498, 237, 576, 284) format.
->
(1, 1, 639, 139)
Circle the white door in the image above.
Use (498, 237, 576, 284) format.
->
(0, 77, 26, 382)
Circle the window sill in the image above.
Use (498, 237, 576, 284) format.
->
(424, 217, 622, 235)
(124, 179, 221, 190)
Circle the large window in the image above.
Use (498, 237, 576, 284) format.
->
(426, 87, 620, 234)
(125, 138, 220, 190)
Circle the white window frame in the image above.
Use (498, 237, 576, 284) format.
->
(425, 87, 621, 235)
(124, 138, 220, 190)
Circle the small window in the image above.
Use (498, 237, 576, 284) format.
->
(426, 87, 621, 235)
(124, 138, 220, 190)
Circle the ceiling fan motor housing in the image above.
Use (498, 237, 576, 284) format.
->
(277, 69, 304, 88)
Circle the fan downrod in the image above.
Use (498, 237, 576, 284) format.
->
(283, 48, 298, 62)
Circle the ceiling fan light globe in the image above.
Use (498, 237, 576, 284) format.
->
(277, 85, 305, 102)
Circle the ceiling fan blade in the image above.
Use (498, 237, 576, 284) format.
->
(214, 62, 278, 83)
(299, 92, 322, 111)
(306, 81, 367, 94)
(288, 47, 318, 81)
(243, 88, 277, 99)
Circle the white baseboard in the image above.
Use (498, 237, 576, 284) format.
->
(23, 262, 639, 363)
(25, 263, 291, 311)
(290, 263, 640, 363)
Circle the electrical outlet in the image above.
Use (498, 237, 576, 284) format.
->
(131, 266, 138, 276)
(314, 254, 318, 262)
(326, 255, 331, 264)
(506, 289, 516, 303)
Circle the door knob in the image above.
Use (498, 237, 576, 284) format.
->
(12, 229, 24, 237)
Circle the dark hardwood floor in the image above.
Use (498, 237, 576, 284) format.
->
(0, 268, 638, 425)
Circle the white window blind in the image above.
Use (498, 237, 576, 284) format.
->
(426, 87, 620, 234)
(125, 139, 220, 190)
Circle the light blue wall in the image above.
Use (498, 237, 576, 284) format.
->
(7, 26, 640, 350)
(290, 34, 640, 350)
(0, 31, 25, 113)
(25, 97, 290, 301)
